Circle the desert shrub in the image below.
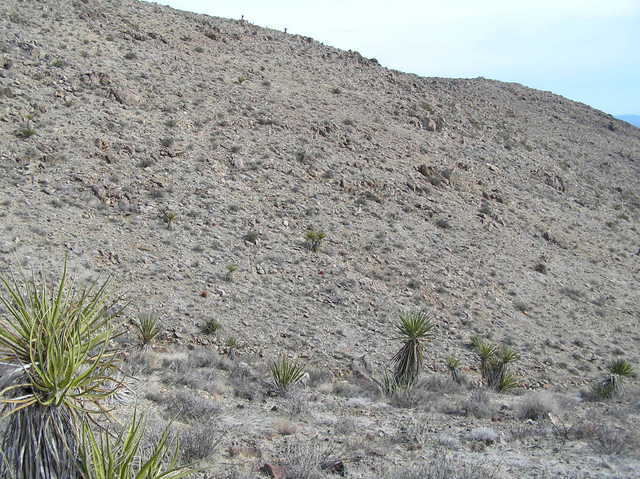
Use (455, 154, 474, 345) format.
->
(124, 349, 158, 376)
(393, 417, 429, 449)
(517, 391, 558, 420)
(228, 364, 263, 401)
(589, 424, 636, 455)
(421, 374, 464, 394)
(164, 390, 221, 423)
(280, 441, 341, 479)
(468, 426, 499, 444)
(0, 264, 124, 478)
(461, 389, 495, 418)
(179, 421, 222, 462)
(391, 312, 434, 387)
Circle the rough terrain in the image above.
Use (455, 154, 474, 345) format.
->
(1, 0, 639, 477)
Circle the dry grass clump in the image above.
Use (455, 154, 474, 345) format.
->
(382, 450, 502, 478)
(279, 441, 341, 479)
(163, 390, 221, 423)
(517, 391, 558, 420)
(179, 421, 223, 462)
(457, 389, 496, 418)
(589, 424, 637, 456)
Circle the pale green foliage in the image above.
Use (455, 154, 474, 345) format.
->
(79, 412, 192, 479)
(134, 314, 160, 348)
(0, 263, 123, 478)
(271, 355, 305, 394)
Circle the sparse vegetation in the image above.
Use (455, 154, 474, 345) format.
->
(15, 126, 36, 139)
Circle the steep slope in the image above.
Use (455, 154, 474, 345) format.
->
(1, 0, 639, 385)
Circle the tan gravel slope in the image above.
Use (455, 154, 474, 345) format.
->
(1, 0, 639, 388)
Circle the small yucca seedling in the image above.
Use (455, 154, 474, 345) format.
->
(592, 359, 635, 399)
(225, 264, 238, 281)
(271, 355, 305, 395)
(391, 312, 434, 387)
(202, 318, 222, 335)
(304, 230, 326, 252)
(225, 336, 238, 359)
(446, 356, 463, 384)
(133, 313, 160, 349)
(162, 209, 178, 229)
(79, 411, 192, 479)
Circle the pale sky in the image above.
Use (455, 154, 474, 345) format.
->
(149, 1, 639, 115)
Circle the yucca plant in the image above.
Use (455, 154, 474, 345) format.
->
(304, 230, 326, 252)
(270, 355, 305, 395)
(78, 412, 192, 479)
(591, 359, 635, 399)
(133, 314, 160, 349)
(446, 356, 463, 384)
(224, 264, 238, 282)
(472, 339, 519, 392)
(0, 263, 123, 479)
(391, 312, 434, 387)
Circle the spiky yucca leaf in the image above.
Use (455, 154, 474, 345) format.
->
(270, 355, 305, 394)
(391, 312, 434, 386)
(0, 404, 79, 479)
(79, 412, 193, 479)
(0, 265, 121, 414)
(499, 347, 520, 364)
(608, 359, 634, 377)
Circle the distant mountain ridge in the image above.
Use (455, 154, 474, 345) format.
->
(616, 114, 640, 127)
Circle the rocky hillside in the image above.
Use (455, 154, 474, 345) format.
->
(1, 0, 640, 477)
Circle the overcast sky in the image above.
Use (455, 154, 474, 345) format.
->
(150, 1, 639, 115)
